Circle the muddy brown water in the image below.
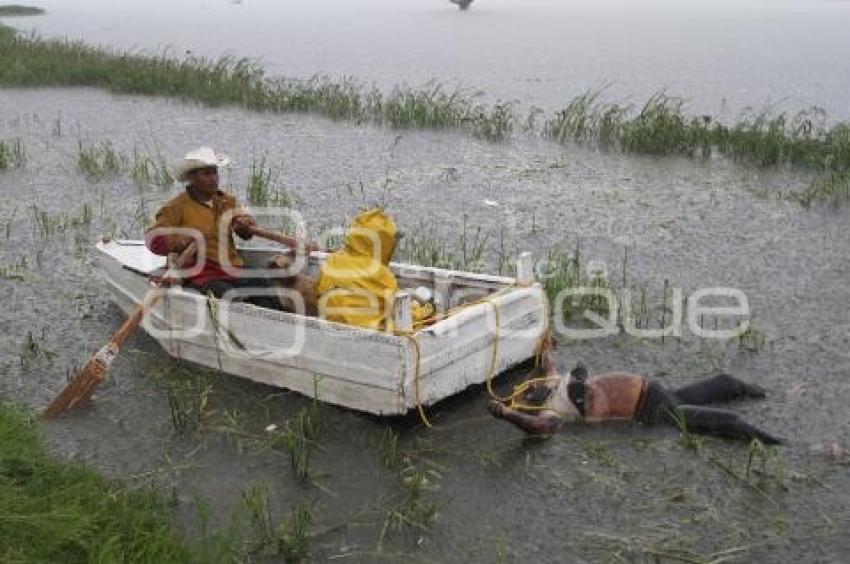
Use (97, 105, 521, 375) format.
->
(1, 88, 849, 562)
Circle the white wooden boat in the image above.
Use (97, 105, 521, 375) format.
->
(95, 240, 547, 416)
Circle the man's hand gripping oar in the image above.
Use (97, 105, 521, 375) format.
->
(244, 224, 325, 254)
(41, 241, 198, 419)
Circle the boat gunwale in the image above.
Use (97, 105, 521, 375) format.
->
(99, 240, 518, 285)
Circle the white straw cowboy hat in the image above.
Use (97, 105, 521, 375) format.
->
(173, 146, 231, 182)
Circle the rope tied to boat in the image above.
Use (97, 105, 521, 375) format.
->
(394, 284, 551, 428)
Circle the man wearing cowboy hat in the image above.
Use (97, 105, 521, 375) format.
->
(145, 147, 279, 307)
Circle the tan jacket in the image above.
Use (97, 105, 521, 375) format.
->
(146, 189, 247, 268)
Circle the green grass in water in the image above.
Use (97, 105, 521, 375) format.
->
(0, 23, 16, 41)
(2, 26, 849, 202)
(0, 137, 26, 169)
(0, 32, 514, 139)
(544, 89, 850, 175)
(0, 400, 193, 563)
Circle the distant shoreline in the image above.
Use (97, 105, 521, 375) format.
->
(0, 5, 45, 17)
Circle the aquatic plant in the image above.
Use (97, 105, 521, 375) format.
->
(380, 427, 400, 470)
(166, 378, 214, 434)
(0, 5, 45, 16)
(130, 146, 173, 187)
(278, 419, 311, 481)
(19, 329, 54, 367)
(276, 499, 313, 562)
(0, 35, 515, 140)
(396, 217, 490, 273)
(738, 322, 767, 352)
(5, 29, 850, 204)
(0, 401, 195, 562)
(0, 256, 27, 281)
(242, 481, 275, 547)
(546, 89, 850, 178)
(538, 247, 586, 320)
(0, 22, 13, 40)
(75, 139, 124, 179)
(745, 439, 786, 486)
(28, 203, 92, 237)
(246, 157, 273, 205)
(396, 228, 458, 270)
(378, 461, 441, 551)
(0, 137, 26, 169)
(794, 172, 850, 207)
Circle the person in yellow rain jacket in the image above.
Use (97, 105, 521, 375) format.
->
(315, 209, 399, 329)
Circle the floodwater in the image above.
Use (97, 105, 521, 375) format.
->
(2, 2, 850, 563)
(12, 0, 850, 120)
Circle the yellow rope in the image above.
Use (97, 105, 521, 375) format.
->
(480, 295, 557, 412)
(410, 285, 514, 330)
(396, 332, 433, 428)
(395, 282, 552, 428)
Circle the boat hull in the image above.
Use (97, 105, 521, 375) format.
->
(96, 241, 547, 415)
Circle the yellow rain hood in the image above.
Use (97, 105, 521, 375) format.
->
(316, 209, 399, 329)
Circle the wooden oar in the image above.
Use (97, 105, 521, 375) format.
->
(41, 241, 197, 419)
(41, 225, 313, 418)
(247, 225, 324, 253)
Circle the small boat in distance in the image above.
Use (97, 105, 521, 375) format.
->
(94, 240, 546, 416)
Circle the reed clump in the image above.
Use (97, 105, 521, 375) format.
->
(166, 378, 214, 434)
(0, 137, 26, 169)
(0, 34, 516, 139)
(0, 258, 27, 281)
(131, 146, 173, 187)
(545, 89, 850, 175)
(539, 248, 616, 322)
(0, 400, 194, 562)
(7, 30, 850, 203)
(794, 172, 850, 207)
(75, 140, 123, 179)
(246, 157, 292, 209)
(276, 499, 313, 562)
(0, 23, 14, 42)
(378, 460, 441, 551)
(0, 6, 45, 16)
(29, 203, 92, 237)
(19, 329, 54, 367)
(397, 216, 490, 273)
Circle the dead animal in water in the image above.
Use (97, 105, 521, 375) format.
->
(267, 254, 319, 316)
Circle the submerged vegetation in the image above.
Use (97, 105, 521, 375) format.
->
(0, 137, 26, 169)
(0, 32, 514, 140)
(2, 27, 848, 196)
(76, 139, 123, 179)
(29, 202, 92, 237)
(74, 139, 173, 186)
(544, 91, 850, 177)
(0, 5, 45, 17)
(0, 400, 193, 562)
(0, 398, 325, 562)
